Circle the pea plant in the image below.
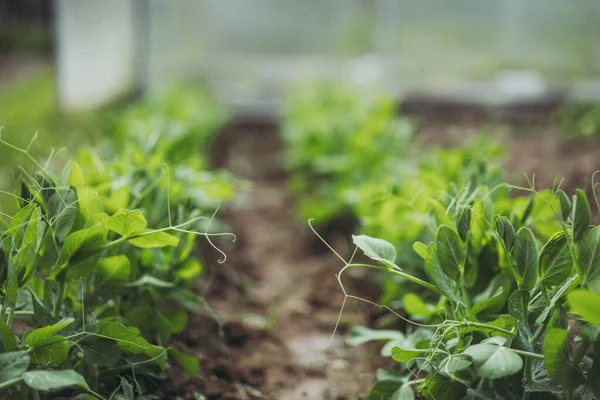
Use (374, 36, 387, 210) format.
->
(282, 83, 413, 223)
(0, 129, 234, 397)
(326, 180, 600, 399)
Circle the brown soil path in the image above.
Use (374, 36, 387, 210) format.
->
(172, 125, 389, 399)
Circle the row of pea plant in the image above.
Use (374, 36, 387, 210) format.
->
(0, 88, 236, 399)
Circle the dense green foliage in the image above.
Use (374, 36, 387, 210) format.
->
(284, 84, 600, 399)
(282, 84, 412, 222)
(0, 87, 234, 399)
(349, 184, 600, 399)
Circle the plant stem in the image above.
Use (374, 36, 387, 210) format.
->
(54, 277, 67, 317)
(347, 263, 441, 295)
(530, 315, 550, 345)
(510, 349, 545, 360)
(460, 320, 516, 336)
(0, 376, 24, 390)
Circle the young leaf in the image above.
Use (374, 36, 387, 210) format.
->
(391, 346, 425, 363)
(353, 235, 398, 269)
(59, 224, 107, 264)
(577, 226, 600, 291)
(424, 243, 462, 305)
(97, 255, 131, 281)
(47, 187, 78, 242)
(572, 189, 591, 242)
(121, 377, 134, 400)
(455, 206, 471, 242)
(403, 293, 435, 318)
(567, 290, 600, 325)
(0, 351, 30, 382)
(0, 322, 17, 352)
(169, 348, 200, 377)
(29, 335, 69, 364)
(469, 274, 512, 316)
(23, 370, 90, 391)
(538, 232, 572, 288)
(412, 241, 428, 261)
(543, 328, 583, 388)
(106, 209, 147, 238)
(463, 344, 523, 379)
(435, 225, 465, 279)
(512, 227, 538, 290)
(96, 320, 164, 360)
(128, 230, 180, 249)
(346, 326, 406, 346)
(495, 216, 516, 252)
(26, 317, 74, 347)
(522, 196, 535, 224)
(558, 189, 571, 222)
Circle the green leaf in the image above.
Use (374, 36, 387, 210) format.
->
(121, 377, 134, 400)
(558, 189, 572, 221)
(424, 243, 462, 305)
(508, 290, 534, 352)
(26, 318, 74, 347)
(128, 230, 180, 248)
(8, 203, 36, 246)
(420, 374, 466, 400)
(47, 187, 78, 242)
(368, 380, 402, 400)
(567, 290, 600, 325)
(96, 321, 164, 360)
(435, 225, 465, 279)
(169, 348, 200, 377)
(403, 293, 435, 318)
(67, 160, 85, 188)
(353, 235, 398, 268)
(97, 255, 131, 281)
(0, 351, 30, 382)
(412, 241, 428, 260)
(463, 343, 523, 379)
(391, 346, 425, 363)
(572, 189, 591, 242)
(106, 209, 147, 238)
(577, 226, 600, 291)
(543, 328, 582, 388)
(59, 224, 107, 264)
(522, 196, 535, 223)
(495, 216, 516, 251)
(470, 274, 512, 316)
(0, 322, 17, 352)
(512, 227, 538, 290)
(176, 258, 203, 281)
(81, 338, 121, 367)
(538, 232, 572, 288)
(455, 206, 471, 242)
(346, 326, 405, 346)
(29, 335, 70, 364)
(23, 370, 89, 391)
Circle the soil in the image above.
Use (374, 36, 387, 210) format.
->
(167, 110, 600, 399)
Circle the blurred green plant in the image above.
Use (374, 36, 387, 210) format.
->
(557, 103, 600, 138)
(282, 83, 413, 223)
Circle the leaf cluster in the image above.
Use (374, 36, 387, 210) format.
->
(350, 185, 600, 400)
(0, 88, 235, 399)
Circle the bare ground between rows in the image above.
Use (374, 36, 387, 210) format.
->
(167, 112, 600, 399)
